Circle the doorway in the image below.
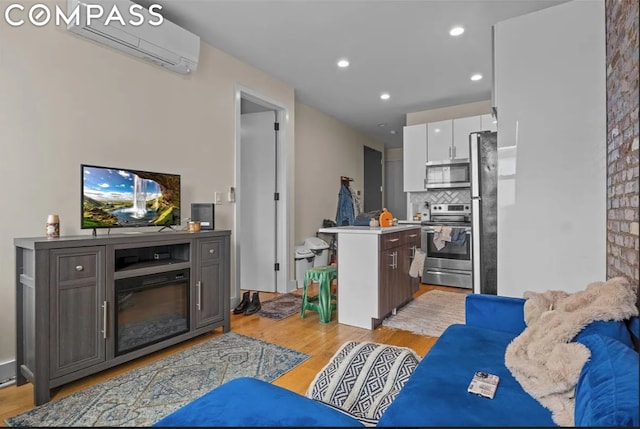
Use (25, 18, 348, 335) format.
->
(385, 159, 406, 220)
(363, 146, 383, 212)
(235, 86, 290, 304)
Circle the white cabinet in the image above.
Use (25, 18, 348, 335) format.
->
(427, 120, 453, 162)
(452, 116, 481, 160)
(427, 116, 485, 162)
(402, 124, 427, 191)
(481, 114, 497, 132)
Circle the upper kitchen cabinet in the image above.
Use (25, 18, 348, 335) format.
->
(403, 124, 427, 191)
(427, 116, 484, 162)
(480, 114, 497, 132)
(452, 116, 481, 159)
(426, 120, 453, 162)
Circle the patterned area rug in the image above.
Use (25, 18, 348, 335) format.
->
(382, 290, 467, 337)
(256, 293, 302, 320)
(6, 333, 309, 427)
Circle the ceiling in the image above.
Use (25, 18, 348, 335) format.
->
(140, 0, 568, 149)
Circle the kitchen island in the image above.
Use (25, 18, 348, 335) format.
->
(318, 225, 421, 330)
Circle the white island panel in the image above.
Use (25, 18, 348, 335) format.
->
(336, 233, 379, 329)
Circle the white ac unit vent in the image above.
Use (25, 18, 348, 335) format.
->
(67, 0, 200, 74)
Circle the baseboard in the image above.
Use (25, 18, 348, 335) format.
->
(0, 360, 15, 385)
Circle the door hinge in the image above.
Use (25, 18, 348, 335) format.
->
(274, 263, 280, 271)
(274, 192, 280, 201)
(274, 122, 280, 131)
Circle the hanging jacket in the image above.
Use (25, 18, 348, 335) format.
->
(348, 184, 361, 217)
(335, 184, 355, 226)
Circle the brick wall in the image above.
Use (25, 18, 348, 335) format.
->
(606, 0, 639, 285)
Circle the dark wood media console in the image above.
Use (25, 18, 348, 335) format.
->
(14, 230, 231, 405)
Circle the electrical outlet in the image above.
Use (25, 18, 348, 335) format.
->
(214, 192, 222, 204)
(228, 186, 236, 203)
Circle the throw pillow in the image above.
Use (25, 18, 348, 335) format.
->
(306, 341, 421, 426)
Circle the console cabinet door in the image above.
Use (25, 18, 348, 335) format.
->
(195, 238, 224, 328)
(50, 246, 106, 378)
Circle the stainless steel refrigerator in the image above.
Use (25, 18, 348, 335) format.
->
(470, 131, 497, 295)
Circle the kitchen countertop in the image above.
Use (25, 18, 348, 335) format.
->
(398, 220, 422, 225)
(318, 224, 420, 235)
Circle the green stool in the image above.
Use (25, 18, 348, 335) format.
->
(301, 266, 337, 323)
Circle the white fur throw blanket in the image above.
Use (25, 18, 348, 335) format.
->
(505, 277, 638, 426)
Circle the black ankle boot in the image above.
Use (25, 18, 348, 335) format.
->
(244, 292, 262, 315)
(233, 291, 251, 314)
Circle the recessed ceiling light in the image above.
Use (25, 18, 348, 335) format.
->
(471, 73, 483, 81)
(492, 120, 497, 124)
(434, 128, 441, 133)
(380, 93, 390, 100)
(337, 58, 350, 68)
(449, 26, 465, 36)
(390, 130, 397, 135)
(378, 123, 386, 127)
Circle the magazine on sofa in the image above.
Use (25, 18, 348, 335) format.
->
(467, 371, 500, 399)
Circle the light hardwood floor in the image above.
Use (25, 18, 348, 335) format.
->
(0, 284, 469, 425)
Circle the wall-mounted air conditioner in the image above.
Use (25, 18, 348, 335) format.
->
(67, 0, 200, 74)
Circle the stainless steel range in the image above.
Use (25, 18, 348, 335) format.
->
(421, 203, 472, 289)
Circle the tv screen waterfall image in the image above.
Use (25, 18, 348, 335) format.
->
(81, 165, 181, 229)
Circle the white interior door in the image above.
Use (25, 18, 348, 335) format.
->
(240, 111, 277, 292)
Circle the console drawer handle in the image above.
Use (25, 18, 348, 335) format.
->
(75, 265, 84, 271)
(209, 249, 215, 254)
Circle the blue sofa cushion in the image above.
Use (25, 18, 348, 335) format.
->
(573, 320, 634, 348)
(152, 377, 364, 427)
(574, 335, 639, 427)
(378, 324, 556, 427)
(465, 294, 527, 335)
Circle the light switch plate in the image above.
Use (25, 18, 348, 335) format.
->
(214, 192, 222, 204)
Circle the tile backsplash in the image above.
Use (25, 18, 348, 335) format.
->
(408, 189, 471, 216)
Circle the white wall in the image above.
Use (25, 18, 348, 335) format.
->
(294, 102, 383, 245)
(495, 0, 606, 297)
(0, 6, 383, 365)
(0, 11, 295, 363)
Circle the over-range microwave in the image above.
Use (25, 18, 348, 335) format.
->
(424, 159, 471, 189)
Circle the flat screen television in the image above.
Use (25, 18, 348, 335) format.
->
(81, 164, 181, 230)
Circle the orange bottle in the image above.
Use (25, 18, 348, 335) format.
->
(379, 208, 394, 227)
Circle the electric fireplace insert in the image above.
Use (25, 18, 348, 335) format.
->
(115, 268, 190, 356)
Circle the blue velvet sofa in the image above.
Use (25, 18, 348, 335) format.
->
(154, 294, 639, 427)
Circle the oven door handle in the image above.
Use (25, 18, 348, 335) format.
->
(423, 226, 472, 233)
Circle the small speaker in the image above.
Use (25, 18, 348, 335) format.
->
(191, 203, 215, 230)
